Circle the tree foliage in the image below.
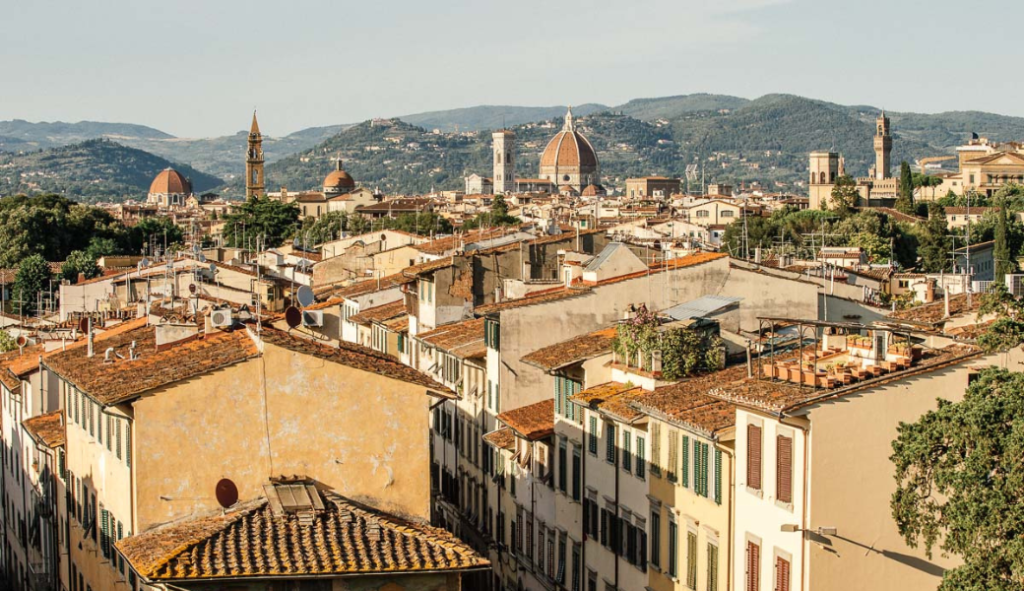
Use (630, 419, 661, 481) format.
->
(828, 175, 859, 215)
(299, 211, 453, 245)
(610, 304, 723, 380)
(462, 195, 520, 230)
(976, 283, 1024, 353)
(221, 196, 300, 249)
(61, 250, 101, 283)
(891, 367, 1024, 591)
(0, 331, 16, 353)
(917, 202, 951, 272)
(896, 161, 915, 215)
(13, 254, 52, 315)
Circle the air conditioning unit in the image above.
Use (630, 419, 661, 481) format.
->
(210, 309, 234, 328)
(301, 310, 324, 327)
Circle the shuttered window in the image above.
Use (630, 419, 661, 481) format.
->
(775, 556, 790, 591)
(680, 434, 689, 487)
(622, 430, 632, 473)
(746, 541, 760, 591)
(650, 422, 661, 476)
(714, 448, 723, 505)
(668, 521, 678, 577)
(636, 436, 646, 480)
(708, 543, 720, 591)
(126, 425, 132, 468)
(697, 441, 710, 498)
(116, 420, 122, 460)
(777, 435, 793, 504)
(686, 531, 698, 589)
(650, 509, 661, 568)
(605, 424, 616, 465)
(667, 431, 679, 482)
(747, 424, 762, 490)
(589, 417, 598, 454)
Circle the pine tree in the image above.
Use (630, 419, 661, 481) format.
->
(917, 202, 950, 272)
(895, 161, 915, 214)
(994, 197, 1014, 283)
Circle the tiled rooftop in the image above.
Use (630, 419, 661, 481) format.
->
(497, 399, 554, 440)
(260, 327, 452, 394)
(570, 382, 646, 422)
(413, 228, 515, 256)
(416, 318, 486, 359)
(45, 322, 258, 405)
(474, 286, 590, 315)
(116, 491, 487, 581)
(887, 293, 980, 326)
(22, 410, 65, 448)
(521, 327, 617, 372)
(347, 300, 407, 325)
(401, 257, 455, 278)
(482, 427, 515, 451)
(632, 366, 746, 436)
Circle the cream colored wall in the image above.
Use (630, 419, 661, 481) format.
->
(802, 352, 1021, 590)
(132, 341, 434, 532)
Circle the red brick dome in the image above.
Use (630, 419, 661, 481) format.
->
(149, 168, 191, 195)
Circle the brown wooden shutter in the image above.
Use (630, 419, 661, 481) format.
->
(746, 541, 760, 591)
(747, 424, 762, 490)
(777, 436, 793, 503)
(775, 556, 790, 591)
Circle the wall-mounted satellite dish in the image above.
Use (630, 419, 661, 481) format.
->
(140, 258, 150, 268)
(79, 318, 90, 333)
(209, 263, 217, 275)
(284, 306, 302, 329)
(198, 254, 207, 263)
(15, 335, 27, 348)
(380, 233, 387, 242)
(192, 244, 201, 254)
(215, 478, 238, 508)
(296, 285, 315, 308)
(188, 283, 197, 294)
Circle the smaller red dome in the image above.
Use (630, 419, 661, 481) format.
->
(149, 168, 191, 195)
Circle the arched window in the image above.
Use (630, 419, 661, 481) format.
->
(496, 153, 501, 164)
(811, 172, 816, 184)
(820, 172, 827, 184)
(830, 172, 836, 183)
(506, 152, 511, 163)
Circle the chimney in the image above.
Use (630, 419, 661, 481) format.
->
(87, 325, 94, 358)
(944, 291, 950, 318)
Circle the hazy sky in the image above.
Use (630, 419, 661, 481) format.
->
(4, 0, 1023, 138)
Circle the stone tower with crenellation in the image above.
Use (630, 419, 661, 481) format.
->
(872, 112, 892, 180)
(246, 111, 265, 198)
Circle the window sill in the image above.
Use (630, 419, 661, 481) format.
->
(775, 499, 794, 512)
(745, 486, 763, 498)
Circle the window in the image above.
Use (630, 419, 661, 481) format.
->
(696, 210, 710, 218)
(622, 430, 632, 473)
(588, 417, 598, 454)
(650, 422, 661, 476)
(587, 569, 598, 591)
(775, 556, 790, 591)
(668, 520, 678, 577)
(696, 441, 710, 498)
(636, 436, 646, 480)
(746, 541, 760, 591)
(126, 424, 132, 467)
(605, 423, 616, 464)
(721, 210, 734, 217)
(571, 447, 581, 501)
(747, 424, 762, 490)
(558, 438, 568, 494)
(708, 543, 720, 591)
(650, 508, 661, 569)
(714, 448, 722, 505)
(686, 531, 698, 589)
(557, 533, 567, 584)
(667, 431, 679, 482)
(485, 318, 501, 350)
(571, 542, 581, 591)
(777, 435, 793, 504)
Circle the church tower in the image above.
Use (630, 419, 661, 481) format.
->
(872, 112, 892, 180)
(246, 111, 265, 198)
(492, 129, 515, 194)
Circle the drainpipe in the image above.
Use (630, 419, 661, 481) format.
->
(721, 444, 735, 591)
(780, 415, 809, 591)
(613, 431, 620, 591)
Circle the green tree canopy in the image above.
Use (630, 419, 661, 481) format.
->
(61, 250, 101, 283)
(917, 202, 951, 272)
(13, 254, 52, 315)
(895, 161, 915, 215)
(891, 367, 1024, 590)
(0, 330, 16, 353)
(828, 175, 859, 215)
(221, 196, 300, 249)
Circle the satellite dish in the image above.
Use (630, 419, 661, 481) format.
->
(215, 479, 238, 509)
(140, 258, 150, 268)
(78, 318, 90, 333)
(192, 244, 201, 254)
(198, 253, 207, 263)
(284, 306, 301, 329)
(15, 335, 27, 347)
(188, 283, 197, 294)
(380, 233, 387, 242)
(296, 285, 315, 308)
(209, 263, 217, 275)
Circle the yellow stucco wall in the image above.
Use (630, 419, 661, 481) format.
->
(132, 340, 434, 532)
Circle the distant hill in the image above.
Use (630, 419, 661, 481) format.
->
(398, 104, 608, 133)
(10, 93, 1024, 196)
(0, 119, 173, 150)
(0, 139, 223, 202)
(614, 94, 751, 121)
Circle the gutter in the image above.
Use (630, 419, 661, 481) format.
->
(779, 415, 809, 591)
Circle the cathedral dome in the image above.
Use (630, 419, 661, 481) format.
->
(323, 158, 356, 192)
(149, 168, 191, 195)
(539, 108, 599, 172)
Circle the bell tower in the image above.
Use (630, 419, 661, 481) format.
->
(246, 111, 265, 198)
(492, 130, 515, 195)
(873, 112, 892, 180)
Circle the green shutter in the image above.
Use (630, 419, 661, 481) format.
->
(555, 378, 563, 416)
(126, 425, 132, 468)
(714, 448, 722, 505)
(681, 435, 689, 488)
(701, 442, 710, 497)
(100, 509, 109, 557)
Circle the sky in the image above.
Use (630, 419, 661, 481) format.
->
(3, 0, 1024, 138)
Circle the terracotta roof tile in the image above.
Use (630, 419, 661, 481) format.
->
(347, 301, 407, 326)
(117, 491, 487, 581)
(416, 318, 486, 359)
(497, 400, 554, 440)
(483, 427, 515, 451)
(474, 286, 590, 315)
(632, 366, 746, 436)
(45, 323, 259, 405)
(412, 228, 513, 256)
(319, 272, 414, 300)
(888, 293, 979, 326)
(382, 315, 409, 333)
(521, 327, 616, 372)
(570, 382, 646, 422)
(401, 257, 455, 278)
(259, 327, 452, 395)
(22, 410, 65, 448)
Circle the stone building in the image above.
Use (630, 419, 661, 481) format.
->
(146, 168, 192, 208)
(538, 107, 600, 193)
